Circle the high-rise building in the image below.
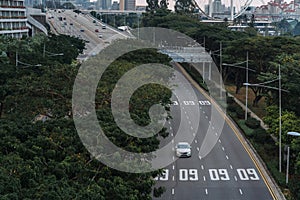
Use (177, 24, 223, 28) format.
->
(0, 0, 29, 38)
(119, 0, 124, 10)
(111, 1, 119, 10)
(102, 0, 111, 9)
(125, 0, 135, 10)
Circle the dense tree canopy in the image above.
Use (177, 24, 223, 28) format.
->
(0, 35, 171, 199)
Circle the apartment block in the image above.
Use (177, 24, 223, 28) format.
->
(0, 0, 28, 38)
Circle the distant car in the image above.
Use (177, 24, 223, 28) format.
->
(102, 25, 106, 29)
(176, 142, 191, 158)
(95, 29, 99, 32)
(93, 20, 96, 23)
(70, 23, 73, 26)
(98, 34, 103, 38)
(80, 29, 84, 32)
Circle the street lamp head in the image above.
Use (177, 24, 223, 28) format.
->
(243, 83, 252, 86)
(287, 132, 300, 137)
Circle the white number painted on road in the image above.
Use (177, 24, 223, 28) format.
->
(155, 169, 169, 181)
(199, 100, 211, 105)
(237, 168, 259, 181)
(173, 101, 178, 105)
(183, 101, 195, 105)
(189, 169, 198, 181)
(209, 169, 230, 181)
(247, 168, 259, 180)
(179, 169, 198, 181)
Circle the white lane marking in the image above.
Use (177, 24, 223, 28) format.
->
(186, 115, 189, 120)
(170, 127, 172, 130)
(195, 140, 198, 143)
(199, 155, 202, 160)
(193, 133, 196, 136)
(172, 139, 174, 144)
(218, 139, 221, 143)
(226, 155, 229, 160)
(203, 111, 205, 114)
(222, 147, 225, 151)
(212, 126, 215, 130)
(215, 132, 218, 136)
(188, 121, 191, 124)
(205, 115, 208, 119)
(172, 188, 175, 195)
(205, 189, 208, 195)
(201, 165, 204, 170)
(172, 147, 174, 151)
(203, 176, 206, 181)
(171, 133, 174, 137)
(200, 107, 202, 109)
(168, 121, 171, 124)
(230, 165, 233, 170)
(239, 189, 243, 195)
(197, 147, 200, 151)
(182, 107, 185, 110)
(173, 156, 175, 161)
(234, 176, 238, 181)
(191, 126, 194, 130)
(209, 121, 211, 124)
(172, 176, 175, 181)
(172, 165, 175, 170)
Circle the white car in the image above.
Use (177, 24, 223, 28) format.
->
(176, 142, 191, 158)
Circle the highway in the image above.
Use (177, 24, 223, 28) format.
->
(153, 63, 276, 200)
(46, 9, 130, 61)
(46, 11, 279, 199)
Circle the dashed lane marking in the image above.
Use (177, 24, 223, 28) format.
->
(239, 189, 243, 195)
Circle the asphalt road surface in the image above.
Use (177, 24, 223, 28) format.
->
(46, 9, 129, 61)
(153, 63, 276, 200)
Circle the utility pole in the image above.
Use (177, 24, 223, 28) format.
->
(279, 64, 282, 172)
(245, 51, 249, 120)
(220, 42, 223, 98)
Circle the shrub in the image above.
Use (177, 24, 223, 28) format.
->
(245, 117, 261, 129)
(252, 128, 269, 143)
(226, 96, 235, 104)
(227, 104, 237, 113)
(236, 106, 245, 119)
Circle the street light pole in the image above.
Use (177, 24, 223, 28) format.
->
(245, 51, 249, 120)
(15, 51, 18, 67)
(220, 42, 222, 98)
(286, 146, 290, 184)
(279, 64, 282, 172)
(286, 131, 300, 184)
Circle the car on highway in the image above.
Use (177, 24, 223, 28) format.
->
(175, 142, 191, 158)
(98, 34, 103, 38)
(102, 25, 106, 29)
(80, 29, 85, 32)
(95, 29, 99, 32)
